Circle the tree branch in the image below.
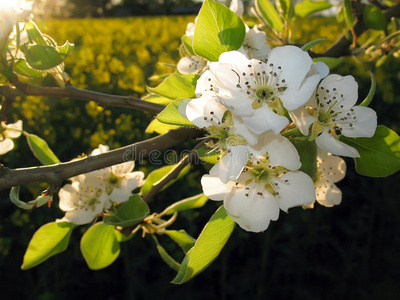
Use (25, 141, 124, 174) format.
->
(314, 3, 400, 58)
(0, 127, 200, 192)
(4, 77, 165, 114)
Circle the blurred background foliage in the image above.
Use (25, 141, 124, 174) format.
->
(0, 13, 400, 300)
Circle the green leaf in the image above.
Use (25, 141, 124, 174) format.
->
(193, 0, 246, 61)
(10, 186, 51, 210)
(294, 0, 332, 18)
(165, 230, 196, 253)
(157, 98, 196, 127)
(341, 126, 400, 177)
(292, 139, 318, 181)
(276, 0, 294, 20)
(142, 93, 173, 106)
(196, 146, 219, 165)
(25, 21, 47, 46)
(301, 38, 327, 52)
(80, 222, 121, 270)
(141, 164, 191, 196)
(255, 0, 284, 33)
(13, 59, 46, 78)
(22, 222, 75, 270)
(162, 194, 209, 215)
(103, 195, 150, 227)
(148, 73, 199, 100)
(363, 5, 386, 31)
(360, 72, 376, 107)
(313, 57, 344, 69)
(24, 133, 60, 165)
(182, 35, 195, 56)
(152, 235, 181, 271)
(172, 206, 235, 284)
(114, 229, 135, 243)
(343, 0, 355, 28)
(23, 42, 73, 71)
(145, 119, 181, 135)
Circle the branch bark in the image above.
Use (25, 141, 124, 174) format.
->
(4, 77, 165, 114)
(0, 127, 200, 192)
(315, 3, 400, 58)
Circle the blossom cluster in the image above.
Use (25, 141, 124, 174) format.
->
(58, 145, 145, 225)
(179, 6, 377, 232)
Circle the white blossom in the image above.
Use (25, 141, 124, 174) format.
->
(58, 144, 145, 225)
(0, 120, 23, 155)
(201, 131, 315, 232)
(290, 74, 377, 157)
(303, 149, 346, 209)
(240, 25, 271, 60)
(209, 47, 328, 134)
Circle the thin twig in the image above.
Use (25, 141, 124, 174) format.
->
(5, 77, 165, 114)
(0, 127, 200, 192)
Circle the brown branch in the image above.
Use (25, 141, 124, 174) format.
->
(0, 127, 200, 191)
(142, 141, 204, 203)
(314, 3, 400, 58)
(5, 77, 165, 114)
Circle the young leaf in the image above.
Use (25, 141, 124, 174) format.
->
(80, 222, 121, 270)
(276, 0, 294, 20)
(152, 235, 181, 271)
(103, 195, 150, 227)
(181, 35, 195, 56)
(292, 139, 318, 181)
(313, 57, 344, 69)
(165, 230, 196, 253)
(13, 59, 46, 78)
(172, 205, 235, 284)
(145, 119, 181, 135)
(141, 164, 191, 196)
(157, 98, 196, 127)
(193, 0, 246, 61)
(301, 38, 327, 52)
(255, 0, 284, 33)
(22, 222, 75, 270)
(24, 133, 60, 165)
(294, 0, 332, 18)
(10, 186, 51, 210)
(142, 94, 173, 106)
(25, 21, 47, 46)
(161, 194, 209, 215)
(196, 146, 219, 165)
(148, 73, 199, 100)
(340, 126, 400, 177)
(360, 72, 376, 107)
(343, 0, 355, 29)
(363, 5, 386, 31)
(23, 44, 72, 71)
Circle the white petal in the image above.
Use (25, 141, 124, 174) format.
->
(267, 45, 313, 90)
(224, 187, 280, 232)
(316, 182, 342, 207)
(61, 209, 98, 225)
(111, 161, 135, 175)
(218, 145, 249, 183)
(289, 105, 316, 136)
(275, 171, 316, 212)
(318, 149, 346, 182)
(186, 93, 227, 128)
(0, 138, 14, 155)
(177, 56, 206, 74)
(58, 182, 80, 211)
(340, 106, 377, 138)
(229, 0, 244, 16)
(319, 74, 358, 110)
(195, 70, 217, 96)
(243, 25, 271, 60)
(201, 173, 234, 201)
(231, 114, 258, 145)
(90, 144, 110, 156)
(253, 131, 301, 170)
(4, 120, 22, 138)
(316, 131, 360, 157)
(242, 105, 289, 134)
(280, 72, 321, 110)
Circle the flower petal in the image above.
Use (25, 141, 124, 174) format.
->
(218, 145, 249, 183)
(316, 182, 342, 207)
(224, 186, 279, 232)
(289, 104, 316, 136)
(0, 138, 14, 155)
(4, 120, 22, 138)
(316, 131, 360, 157)
(319, 74, 358, 110)
(340, 106, 377, 138)
(242, 105, 289, 134)
(177, 56, 206, 74)
(201, 173, 234, 200)
(275, 171, 316, 212)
